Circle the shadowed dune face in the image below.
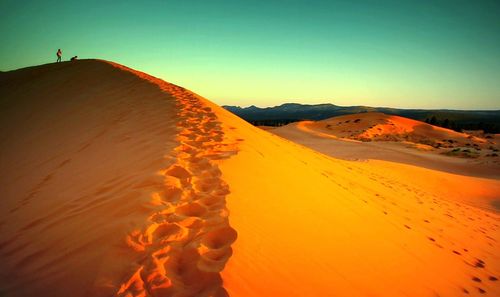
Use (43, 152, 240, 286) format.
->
(0, 60, 238, 297)
(0, 61, 180, 296)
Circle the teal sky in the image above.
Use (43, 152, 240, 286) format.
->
(1, 0, 499, 109)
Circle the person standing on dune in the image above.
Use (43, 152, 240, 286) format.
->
(56, 49, 62, 62)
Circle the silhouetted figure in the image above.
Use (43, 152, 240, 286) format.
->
(56, 49, 62, 62)
(70, 56, 78, 61)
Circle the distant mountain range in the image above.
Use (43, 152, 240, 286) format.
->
(223, 103, 500, 133)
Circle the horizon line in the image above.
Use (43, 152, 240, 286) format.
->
(220, 102, 500, 112)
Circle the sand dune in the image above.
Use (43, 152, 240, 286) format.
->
(1, 61, 499, 297)
(271, 114, 500, 179)
(300, 112, 490, 145)
(293, 112, 500, 166)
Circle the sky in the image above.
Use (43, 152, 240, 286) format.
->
(1, 0, 499, 109)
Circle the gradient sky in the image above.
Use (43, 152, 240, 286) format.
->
(1, 0, 499, 109)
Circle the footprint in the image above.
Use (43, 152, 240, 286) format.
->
(117, 266, 145, 296)
(164, 165, 191, 180)
(198, 246, 233, 272)
(175, 202, 207, 217)
(201, 227, 238, 250)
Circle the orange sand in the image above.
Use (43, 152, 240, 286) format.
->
(1, 60, 499, 297)
(213, 109, 500, 297)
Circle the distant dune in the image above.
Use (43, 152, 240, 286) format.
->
(1, 60, 499, 297)
(305, 112, 485, 144)
(224, 103, 500, 133)
(271, 112, 500, 179)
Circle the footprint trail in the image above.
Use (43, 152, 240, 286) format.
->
(114, 65, 238, 297)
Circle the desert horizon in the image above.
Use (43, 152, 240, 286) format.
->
(1, 1, 500, 296)
(224, 103, 500, 112)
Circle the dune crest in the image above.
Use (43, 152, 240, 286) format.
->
(111, 64, 239, 297)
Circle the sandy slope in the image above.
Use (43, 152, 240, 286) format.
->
(1, 61, 499, 297)
(0, 61, 178, 296)
(0, 60, 237, 297)
(214, 109, 500, 297)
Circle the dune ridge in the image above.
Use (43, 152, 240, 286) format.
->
(110, 63, 239, 297)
